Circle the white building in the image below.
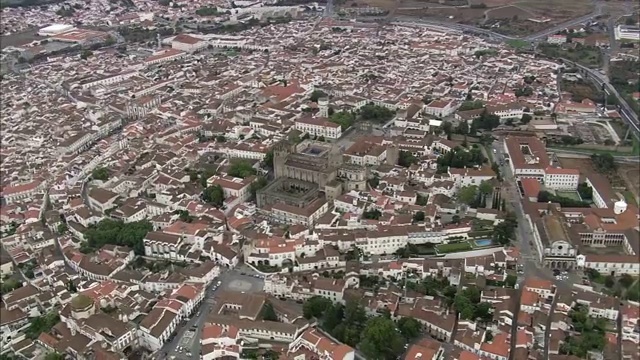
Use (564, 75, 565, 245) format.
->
(543, 167, 580, 190)
(38, 24, 75, 36)
(424, 100, 456, 118)
(547, 34, 567, 44)
(615, 25, 640, 41)
(295, 117, 342, 140)
(171, 34, 208, 53)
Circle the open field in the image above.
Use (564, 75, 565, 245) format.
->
(436, 242, 473, 254)
(486, 6, 536, 20)
(350, 0, 595, 32)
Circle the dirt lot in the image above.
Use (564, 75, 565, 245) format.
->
(395, 7, 488, 23)
(618, 164, 640, 204)
(486, 6, 535, 20)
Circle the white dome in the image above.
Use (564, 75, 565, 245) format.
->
(614, 200, 628, 215)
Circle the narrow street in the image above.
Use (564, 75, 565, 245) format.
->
(158, 266, 265, 359)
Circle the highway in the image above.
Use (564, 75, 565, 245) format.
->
(391, 5, 640, 139)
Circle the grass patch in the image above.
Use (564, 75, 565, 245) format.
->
(623, 190, 638, 206)
(556, 191, 582, 201)
(506, 39, 530, 49)
(436, 242, 473, 254)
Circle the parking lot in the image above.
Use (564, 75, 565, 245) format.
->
(218, 266, 266, 294)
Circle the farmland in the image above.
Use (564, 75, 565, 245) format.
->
(344, 0, 595, 35)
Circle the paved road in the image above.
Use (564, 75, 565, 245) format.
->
(158, 267, 265, 359)
(491, 140, 581, 290)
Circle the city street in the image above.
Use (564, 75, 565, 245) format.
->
(491, 140, 581, 290)
(158, 266, 265, 360)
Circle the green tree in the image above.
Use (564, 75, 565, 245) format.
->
(493, 213, 517, 245)
(202, 185, 224, 207)
(329, 111, 355, 131)
(521, 113, 532, 124)
(57, 223, 68, 234)
(359, 104, 395, 123)
(175, 210, 194, 223)
(458, 100, 484, 111)
(92, 167, 109, 181)
(398, 151, 418, 167)
(84, 219, 153, 255)
(360, 316, 406, 360)
(80, 49, 93, 60)
(505, 274, 517, 288)
(44, 353, 64, 360)
(216, 135, 226, 143)
(397, 317, 422, 340)
(590, 153, 617, 174)
(322, 303, 345, 331)
(263, 150, 274, 169)
(1, 278, 22, 294)
(413, 211, 425, 223)
(362, 209, 382, 220)
(619, 274, 634, 288)
(249, 176, 268, 200)
(478, 180, 493, 195)
(188, 169, 199, 182)
(458, 185, 479, 205)
(262, 301, 278, 321)
(303, 296, 332, 319)
(604, 275, 615, 288)
(309, 90, 327, 102)
(195, 6, 219, 16)
(228, 160, 257, 178)
(25, 312, 60, 339)
(368, 175, 380, 189)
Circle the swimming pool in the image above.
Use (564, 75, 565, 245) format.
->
(475, 239, 493, 247)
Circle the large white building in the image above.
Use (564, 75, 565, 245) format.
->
(543, 167, 580, 190)
(424, 100, 456, 118)
(615, 25, 640, 41)
(38, 24, 75, 36)
(503, 136, 550, 181)
(294, 117, 342, 140)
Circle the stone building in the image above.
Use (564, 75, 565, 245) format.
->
(258, 140, 369, 209)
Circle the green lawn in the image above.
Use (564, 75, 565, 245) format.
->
(506, 39, 530, 49)
(623, 190, 638, 206)
(436, 242, 473, 254)
(556, 191, 582, 201)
